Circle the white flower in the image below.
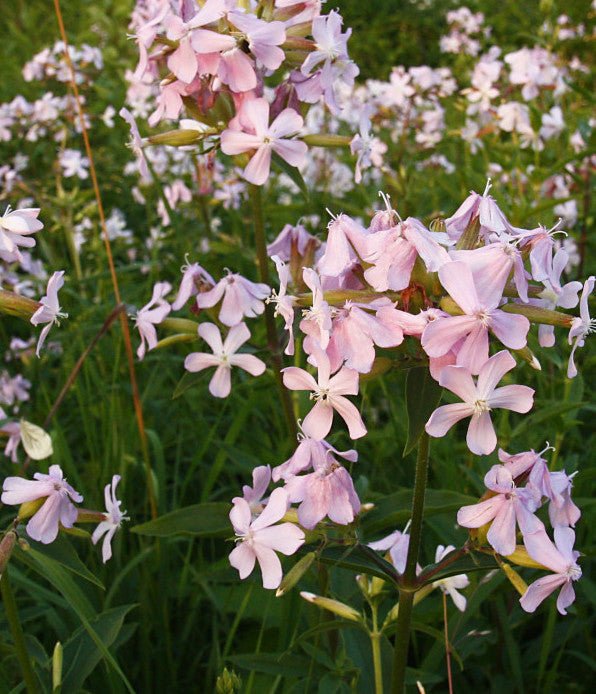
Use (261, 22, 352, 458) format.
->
(30, 271, 67, 357)
(432, 545, 470, 611)
(92, 475, 128, 563)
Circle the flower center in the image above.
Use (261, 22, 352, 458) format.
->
(567, 564, 582, 581)
(475, 310, 491, 327)
(312, 387, 330, 402)
(473, 399, 491, 415)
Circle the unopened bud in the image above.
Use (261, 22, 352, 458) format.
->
(300, 591, 362, 622)
(17, 497, 46, 521)
(513, 346, 542, 371)
(215, 668, 241, 694)
(52, 642, 63, 691)
(276, 552, 315, 597)
(147, 129, 212, 147)
(500, 303, 574, 328)
(302, 134, 352, 148)
(161, 318, 201, 335)
(0, 531, 17, 577)
(0, 289, 40, 321)
(455, 217, 480, 250)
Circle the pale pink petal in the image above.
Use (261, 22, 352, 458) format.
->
(254, 544, 283, 589)
(520, 574, 566, 613)
(25, 495, 63, 544)
(184, 352, 220, 372)
(209, 365, 231, 397)
(282, 366, 318, 392)
(422, 315, 478, 358)
(167, 39, 198, 84)
(457, 496, 504, 528)
(523, 529, 568, 573)
(230, 497, 252, 534)
(328, 366, 359, 396)
(302, 400, 334, 441)
(490, 311, 530, 350)
(229, 354, 266, 376)
(252, 487, 290, 531)
(556, 581, 576, 615)
(219, 48, 256, 92)
(455, 323, 489, 375)
(255, 523, 305, 554)
(190, 29, 235, 53)
(198, 322, 224, 353)
(554, 527, 577, 565)
(488, 385, 534, 413)
(229, 542, 256, 579)
(242, 146, 271, 186)
(331, 395, 367, 439)
(272, 139, 307, 168)
(223, 322, 250, 354)
(196, 281, 226, 309)
(476, 350, 516, 397)
(241, 98, 270, 137)
(438, 365, 477, 403)
(220, 129, 263, 155)
(438, 261, 481, 314)
(269, 108, 303, 138)
(425, 403, 474, 438)
(487, 499, 516, 555)
(466, 411, 497, 455)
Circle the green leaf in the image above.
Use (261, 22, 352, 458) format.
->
(317, 543, 400, 584)
(362, 489, 476, 535)
(417, 548, 499, 587)
(172, 370, 207, 399)
(60, 605, 136, 692)
(403, 367, 443, 455)
(271, 151, 309, 200)
(130, 502, 230, 538)
(26, 535, 104, 589)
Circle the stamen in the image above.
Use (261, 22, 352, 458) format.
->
(483, 177, 492, 196)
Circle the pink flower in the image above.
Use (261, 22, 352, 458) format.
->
(30, 271, 68, 357)
(267, 223, 318, 262)
(520, 527, 581, 615)
(92, 475, 128, 563)
(567, 276, 594, 378)
(445, 180, 513, 242)
(227, 11, 286, 71)
(134, 281, 172, 360)
(282, 347, 367, 440)
(220, 98, 307, 185)
(457, 463, 542, 556)
(326, 299, 404, 374)
(369, 526, 410, 574)
(350, 113, 387, 184)
(363, 217, 450, 292)
(0, 417, 21, 463)
(196, 271, 270, 327)
(299, 268, 333, 352)
(170, 259, 215, 311)
(317, 214, 369, 278)
(548, 471, 581, 528)
(119, 108, 150, 180)
(229, 487, 305, 589)
(2, 464, 83, 544)
(421, 261, 530, 374)
(425, 350, 534, 455)
(184, 322, 265, 398)
(0, 206, 43, 262)
(234, 465, 271, 513)
(267, 255, 297, 355)
(284, 452, 360, 529)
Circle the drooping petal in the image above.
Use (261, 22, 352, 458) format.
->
(486, 499, 516, 555)
(457, 496, 504, 528)
(520, 574, 566, 613)
(466, 411, 497, 455)
(229, 542, 256, 579)
(209, 365, 232, 398)
(253, 544, 283, 589)
(331, 395, 367, 439)
(422, 315, 479, 358)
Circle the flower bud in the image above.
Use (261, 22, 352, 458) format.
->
(302, 134, 352, 148)
(147, 129, 211, 147)
(17, 497, 46, 521)
(52, 642, 63, 691)
(300, 591, 362, 622)
(276, 552, 315, 597)
(500, 562, 528, 596)
(506, 545, 547, 570)
(0, 289, 40, 321)
(215, 668, 241, 694)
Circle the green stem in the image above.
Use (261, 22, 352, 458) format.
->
(249, 184, 297, 438)
(391, 432, 431, 693)
(371, 604, 384, 694)
(1, 568, 38, 694)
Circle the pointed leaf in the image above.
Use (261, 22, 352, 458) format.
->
(403, 367, 443, 455)
(130, 502, 230, 538)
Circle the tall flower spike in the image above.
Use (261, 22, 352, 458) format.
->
(425, 350, 534, 455)
(30, 271, 68, 357)
(184, 322, 266, 398)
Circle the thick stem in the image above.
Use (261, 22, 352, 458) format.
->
(249, 185, 297, 438)
(1, 569, 38, 694)
(391, 432, 431, 693)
